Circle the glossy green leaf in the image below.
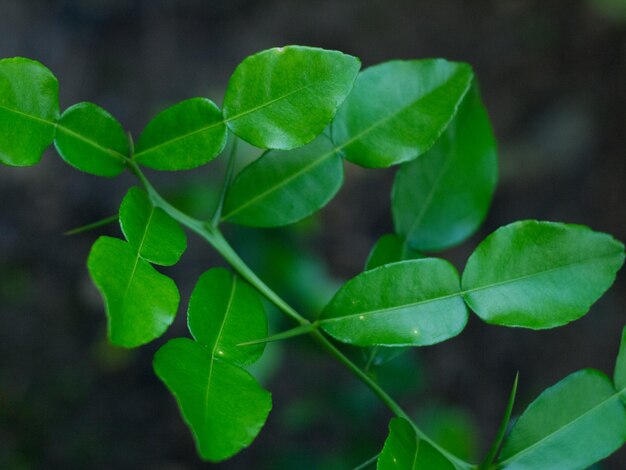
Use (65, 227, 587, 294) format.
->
(222, 135, 343, 227)
(498, 369, 626, 469)
(377, 417, 455, 470)
(332, 59, 473, 168)
(365, 234, 424, 271)
(119, 187, 187, 266)
(462, 221, 625, 329)
(54, 102, 128, 177)
(87, 236, 179, 347)
(187, 268, 267, 366)
(223, 46, 360, 149)
(391, 85, 497, 251)
(320, 259, 468, 347)
(614, 325, 626, 396)
(0, 57, 59, 166)
(135, 98, 227, 170)
(153, 338, 272, 462)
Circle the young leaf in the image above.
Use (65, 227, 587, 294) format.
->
(153, 338, 272, 462)
(88, 236, 179, 348)
(498, 369, 626, 469)
(614, 325, 626, 397)
(365, 234, 424, 271)
(377, 417, 455, 470)
(222, 135, 343, 227)
(332, 59, 473, 168)
(320, 259, 468, 347)
(134, 98, 227, 170)
(119, 187, 187, 266)
(223, 46, 360, 149)
(187, 268, 267, 366)
(54, 102, 128, 177)
(391, 85, 497, 251)
(0, 57, 59, 166)
(462, 221, 625, 329)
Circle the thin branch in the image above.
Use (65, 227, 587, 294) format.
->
(64, 214, 118, 236)
(211, 136, 238, 227)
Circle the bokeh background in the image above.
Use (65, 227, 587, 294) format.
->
(1, 0, 626, 468)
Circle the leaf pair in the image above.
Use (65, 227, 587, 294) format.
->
(88, 187, 186, 347)
(153, 268, 271, 462)
(320, 221, 624, 347)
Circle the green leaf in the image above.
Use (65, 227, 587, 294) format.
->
(187, 268, 267, 366)
(391, 85, 497, 251)
(365, 234, 424, 271)
(462, 221, 625, 329)
(119, 187, 187, 266)
(614, 325, 626, 396)
(222, 135, 343, 227)
(153, 338, 272, 462)
(332, 59, 473, 168)
(223, 46, 360, 149)
(320, 259, 468, 347)
(54, 102, 128, 177)
(135, 98, 227, 170)
(0, 57, 59, 166)
(87, 236, 179, 347)
(498, 369, 626, 469)
(377, 417, 455, 470)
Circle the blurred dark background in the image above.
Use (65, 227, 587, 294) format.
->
(1, 0, 626, 468)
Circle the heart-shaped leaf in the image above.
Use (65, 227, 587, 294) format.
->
(153, 338, 272, 462)
(0, 57, 59, 166)
(377, 417, 455, 470)
(320, 259, 468, 347)
(498, 369, 626, 469)
(223, 46, 360, 149)
(54, 102, 128, 177)
(88, 236, 179, 347)
(119, 187, 187, 266)
(187, 268, 267, 366)
(135, 98, 227, 170)
(392, 84, 497, 251)
(462, 221, 625, 329)
(222, 135, 343, 227)
(332, 59, 473, 168)
(365, 234, 424, 271)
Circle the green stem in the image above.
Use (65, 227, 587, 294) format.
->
(127, 161, 473, 470)
(352, 453, 379, 470)
(211, 136, 238, 227)
(64, 214, 118, 235)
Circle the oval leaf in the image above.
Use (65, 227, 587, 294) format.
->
(88, 236, 179, 347)
(462, 221, 625, 329)
(223, 46, 360, 149)
(119, 187, 187, 266)
(498, 369, 626, 469)
(222, 135, 343, 227)
(54, 102, 128, 177)
(153, 338, 272, 462)
(377, 417, 455, 470)
(135, 98, 227, 170)
(187, 268, 267, 366)
(320, 259, 468, 347)
(332, 59, 473, 168)
(0, 57, 59, 166)
(391, 85, 497, 251)
(365, 234, 424, 271)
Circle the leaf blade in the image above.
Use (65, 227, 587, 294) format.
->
(333, 59, 473, 168)
(462, 221, 625, 329)
(223, 46, 360, 149)
(0, 57, 59, 166)
(320, 259, 468, 347)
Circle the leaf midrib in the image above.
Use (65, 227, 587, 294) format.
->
(498, 387, 626, 466)
(321, 252, 619, 324)
(203, 275, 237, 431)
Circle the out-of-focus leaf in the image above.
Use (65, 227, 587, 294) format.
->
(365, 233, 424, 270)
